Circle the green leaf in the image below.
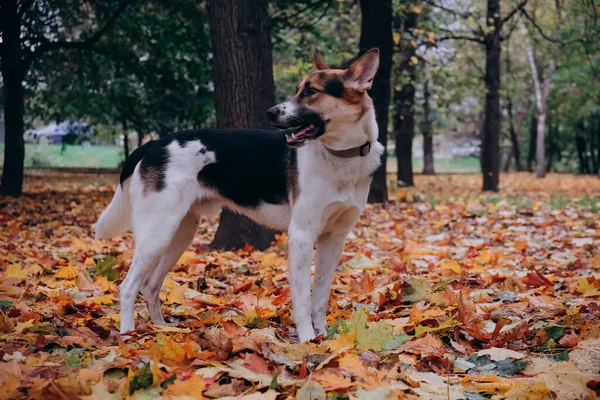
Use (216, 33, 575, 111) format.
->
(66, 351, 82, 369)
(269, 371, 280, 390)
(0, 300, 13, 308)
(552, 351, 569, 362)
(160, 374, 176, 389)
(95, 256, 119, 281)
(414, 318, 461, 337)
(338, 308, 394, 350)
(494, 359, 528, 376)
(381, 333, 413, 350)
(545, 326, 565, 341)
(401, 278, 432, 304)
(129, 362, 154, 395)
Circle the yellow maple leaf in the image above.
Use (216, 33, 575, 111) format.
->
(575, 277, 600, 296)
(413, 5, 422, 13)
(5, 264, 27, 282)
(162, 374, 206, 399)
(55, 265, 78, 279)
(166, 284, 186, 304)
(327, 330, 357, 352)
(89, 293, 118, 305)
(440, 260, 461, 274)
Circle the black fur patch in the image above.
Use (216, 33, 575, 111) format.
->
(323, 77, 344, 98)
(119, 129, 298, 207)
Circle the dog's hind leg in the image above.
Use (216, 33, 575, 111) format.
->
(140, 209, 199, 325)
(119, 199, 193, 335)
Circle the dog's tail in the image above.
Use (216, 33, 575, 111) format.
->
(95, 183, 132, 239)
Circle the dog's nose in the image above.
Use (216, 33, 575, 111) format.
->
(267, 106, 280, 121)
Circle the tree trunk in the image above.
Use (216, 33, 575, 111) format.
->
(122, 120, 130, 159)
(576, 134, 588, 174)
(0, 0, 26, 197)
(590, 117, 599, 174)
(528, 113, 537, 172)
(505, 49, 522, 172)
(394, 5, 418, 186)
(360, 0, 393, 203)
(206, 0, 276, 250)
(535, 111, 547, 178)
(422, 81, 435, 175)
(546, 113, 555, 172)
(481, 0, 502, 191)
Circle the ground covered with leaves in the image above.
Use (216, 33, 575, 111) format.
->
(1, 172, 600, 399)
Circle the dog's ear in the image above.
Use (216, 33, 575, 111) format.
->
(314, 49, 329, 70)
(344, 48, 380, 91)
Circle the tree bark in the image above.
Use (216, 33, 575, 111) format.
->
(359, 0, 393, 203)
(528, 113, 537, 172)
(521, 21, 556, 179)
(576, 134, 589, 174)
(0, 0, 26, 197)
(546, 113, 555, 172)
(206, 0, 277, 250)
(505, 48, 522, 172)
(481, 0, 502, 191)
(122, 120, 130, 159)
(421, 80, 435, 175)
(394, 4, 418, 186)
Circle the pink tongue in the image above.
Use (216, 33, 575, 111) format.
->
(294, 126, 311, 136)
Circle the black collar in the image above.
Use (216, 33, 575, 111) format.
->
(323, 141, 371, 158)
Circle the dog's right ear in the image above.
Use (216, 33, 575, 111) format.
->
(314, 49, 329, 70)
(344, 48, 380, 91)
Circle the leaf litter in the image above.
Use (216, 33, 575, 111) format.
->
(0, 172, 599, 399)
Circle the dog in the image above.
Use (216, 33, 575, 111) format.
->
(95, 48, 383, 342)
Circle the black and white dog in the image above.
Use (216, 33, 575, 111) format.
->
(95, 48, 383, 342)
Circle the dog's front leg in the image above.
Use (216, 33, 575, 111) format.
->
(288, 219, 319, 342)
(312, 231, 348, 336)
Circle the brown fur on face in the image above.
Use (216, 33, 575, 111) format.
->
(293, 69, 373, 130)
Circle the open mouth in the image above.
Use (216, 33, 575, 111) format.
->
(284, 124, 320, 146)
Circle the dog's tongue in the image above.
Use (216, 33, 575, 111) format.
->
(294, 125, 312, 137)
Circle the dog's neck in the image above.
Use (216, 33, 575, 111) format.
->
(317, 108, 378, 153)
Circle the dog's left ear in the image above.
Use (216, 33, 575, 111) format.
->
(344, 48, 380, 91)
(314, 49, 329, 70)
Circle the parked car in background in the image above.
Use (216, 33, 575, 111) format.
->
(24, 121, 95, 145)
(452, 139, 481, 158)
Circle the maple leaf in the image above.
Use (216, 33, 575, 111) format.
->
(162, 374, 206, 399)
(337, 308, 393, 350)
(94, 256, 119, 281)
(129, 362, 154, 395)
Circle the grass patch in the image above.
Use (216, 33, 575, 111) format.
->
(387, 156, 480, 174)
(0, 144, 123, 169)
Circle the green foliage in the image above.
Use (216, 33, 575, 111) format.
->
(94, 256, 119, 281)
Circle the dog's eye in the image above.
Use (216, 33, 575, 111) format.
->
(304, 87, 317, 96)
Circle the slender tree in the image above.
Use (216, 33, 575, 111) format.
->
(421, 79, 436, 175)
(394, 3, 419, 186)
(0, 0, 133, 196)
(435, 0, 529, 191)
(359, 0, 393, 203)
(206, 0, 277, 250)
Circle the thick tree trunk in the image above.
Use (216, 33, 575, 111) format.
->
(481, 0, 502, 191)
(0, 0, 25, 197)
(422, 81, 435, 175)
(528, 113, 537, 172)
(360, 0, 393, 203)
(206, 0, 276, 250)
(394, 5, 418, 186)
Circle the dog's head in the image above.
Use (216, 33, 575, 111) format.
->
(267, 48, 380, 148)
